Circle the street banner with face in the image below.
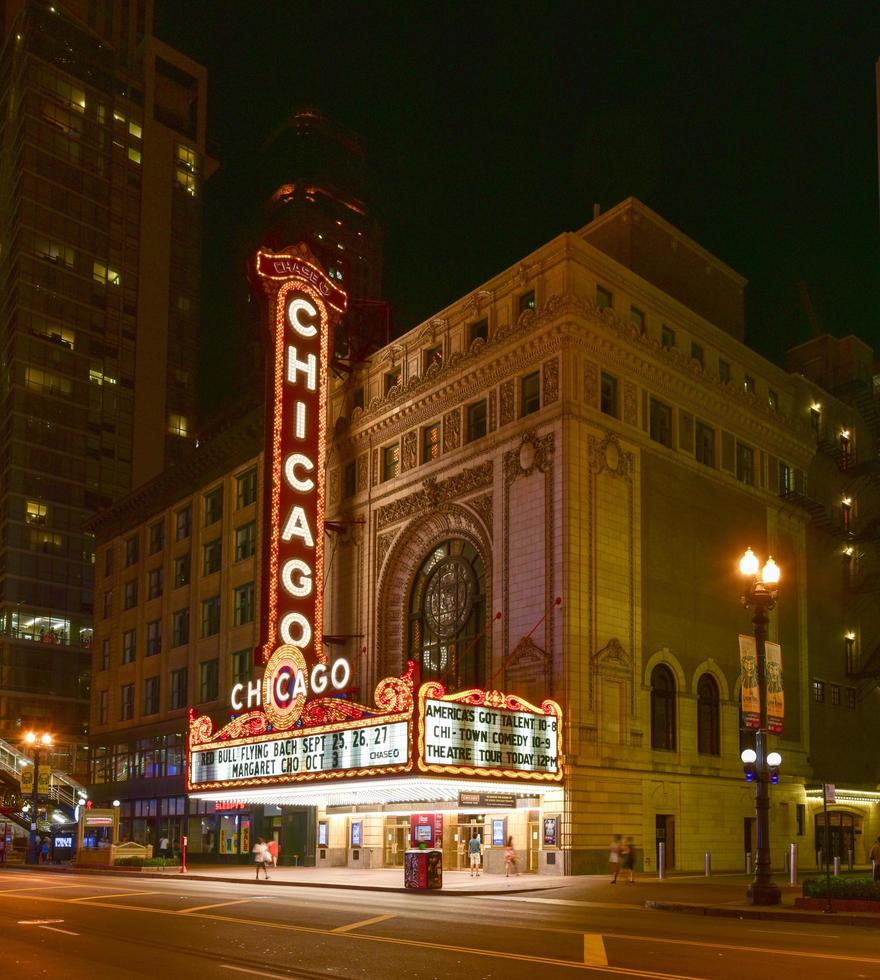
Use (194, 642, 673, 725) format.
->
(765, 641, 784, 734)
(738, 634, 759, 729)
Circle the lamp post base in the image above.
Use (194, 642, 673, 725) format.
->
(747, 881, 782, 906)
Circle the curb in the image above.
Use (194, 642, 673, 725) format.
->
(645, 899, 880, 928)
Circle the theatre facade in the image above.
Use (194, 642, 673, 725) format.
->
(86, 199, 880, 873)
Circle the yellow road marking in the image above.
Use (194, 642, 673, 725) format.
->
(69, 890, 159, 903)
(178, 898, 255, 914)
(332, 913, 395, 933)
(0, 883, 92, 896)
(585, 933, 608, 966)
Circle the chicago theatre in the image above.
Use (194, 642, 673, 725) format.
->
(87, 198, 880, 874)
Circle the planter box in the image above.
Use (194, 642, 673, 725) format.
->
(795, 897, 880, 913)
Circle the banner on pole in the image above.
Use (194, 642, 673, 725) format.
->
(738, 634, 760, 729)
(765, 640, 784, 734)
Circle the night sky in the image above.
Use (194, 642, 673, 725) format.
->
(155, 2, 880, 414)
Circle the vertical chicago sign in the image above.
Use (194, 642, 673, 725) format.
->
(254, 246, 348, 722)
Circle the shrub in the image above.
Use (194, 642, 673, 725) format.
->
(113, 856, 179, 868)
(802, 877, 880, 901)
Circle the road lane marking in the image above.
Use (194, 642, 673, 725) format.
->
(38, 924, 79, 936)
(69, 890, 159, 903)
(494, 896, 643, 910)
(750, 928, 840, 939)
(0, 883, 91, 895)
(221, 966, 301, 980)
(178, 898, 256, 914)
(584, 933, 608, 966)
(18, 918, 65, 924)
(332, 913, 395, 933)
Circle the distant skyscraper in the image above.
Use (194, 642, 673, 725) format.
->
(0, 0, 213, 767)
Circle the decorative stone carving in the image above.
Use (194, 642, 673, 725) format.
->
(401, 430, 417, 472)
(375, 530, 397, 571)
(543, 356, 559, 404)
(504, 636, 551, 706)
(622, 379, 638, 426)
(328, 467, 340, 506)
(468, 492, 493, 538)
(443, 409, 461, 452)
(499, 379, 515, 426)
(376, 460, 494, 530)
(593, 637, 632, 670)
(488, 388, 497, 432)
(357, 452, 368, 493)
(371, 448, 379, 487)
(503, 430, 553, 486)
(511, 263, 530, 288)
(584, 360, 599, 408)
(589, 432, 633, 480)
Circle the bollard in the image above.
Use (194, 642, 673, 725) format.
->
(833, 856, 840, 877)
(789, 843, 798, 885)
(745, 851, 752, 876)
(704, 851, 711, 877)
(847, 849, 853, 872)
(658, 842, 665, 880)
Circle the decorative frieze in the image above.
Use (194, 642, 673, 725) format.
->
(543, 356, 559, 404)
(443, 409, 461, 452)
(401, 430, 418, 472)
(584, 360, 599, 408)
(499, 379, 515, 427)
(376, 460, 494, 531)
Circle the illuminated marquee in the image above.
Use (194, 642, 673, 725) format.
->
(254, 246, 347, 676)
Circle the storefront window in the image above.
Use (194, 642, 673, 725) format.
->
(219, 814, 243, 854)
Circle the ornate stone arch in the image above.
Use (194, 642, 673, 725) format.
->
(376, 502, 492, 680)
(690, 659, 731, 701)
(643, 648, 686, 692)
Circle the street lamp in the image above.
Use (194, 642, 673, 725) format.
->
(738, 548, 782, 906)
(23, 731, 52, 865)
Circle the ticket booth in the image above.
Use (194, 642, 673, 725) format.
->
(76, 808, 118, 867)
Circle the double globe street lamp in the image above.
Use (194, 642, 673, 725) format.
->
(738, 548, 782, 906)
(23, 731, 52, 865)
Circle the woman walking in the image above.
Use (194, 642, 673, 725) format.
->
(621, 836, 635, 883)
(504, 836, 520, 877)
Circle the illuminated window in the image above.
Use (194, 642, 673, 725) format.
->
(30, 530, 62, 552)
(779, 461, 794, 494)
(661, 325, 676, 349)
(650, 665, 676, 750)
(768, 389, 779, 412)
(466, 400, 487, 442)
(520, 371, 540, 417)
(128, 120, 142, 139)
(127, 146, 141, 164)
(423, 345, 443, 373)
(34, 237, 74, 267)
(175, 144, 199, 197)
(168, 413, 187, 437)
(382, 443, 400, 482)
(113, 111, 126, 123)
(175, 171, 197, 196)
(813, 679, 825, 703)
(233, 582, 255, 626)
(89, 367, 117, 386)
(518, 290, 536, 315)
(32, 318, 74, 348)
(743, 374, 756, 394)
(408, 540, 486, 690)
(25, 501, 47, 524)
(235, 468, 257, 509)
(384, 368, 401, 395)
(421, 423, 441, 464)
(234, 522, 256, 561)
(25, 367, 72, 396)
(845, 633, 858, 674)
(92, 261, 120, 286)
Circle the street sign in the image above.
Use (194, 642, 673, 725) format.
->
(20, 766, 34, 794)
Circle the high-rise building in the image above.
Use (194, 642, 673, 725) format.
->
(0, 0, 214, 769)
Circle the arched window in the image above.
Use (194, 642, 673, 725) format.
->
(408, 540, 486, 690)
(650, 664, 676, 750)
(696, 673, 720, 755)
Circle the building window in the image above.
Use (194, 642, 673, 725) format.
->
(199, 659, 219, 703)
(690, 342, 704, 367)
(768, 389, 779, 412)
(661, 325, 676, 349)
(25, 501, 47, 525)
(232, 649, 251, 687)
(830, 684, 841, 706)
(93, 261, 120, 287)
(203, 538, 222, 576)
(468, 318, 488, 345)
(650, 664, 676, 750)
(175, 506, 192, 541)
(103, 591, 112, 619)
(122, 629, 136, 664)
(235, 522, 257, 561)
(518, 290, 536, 315)
(629, 306, 645, 332)
(201, 596, 221, 638)
(596, 285, 613, 310)
(408, 539, 486, 690)
(352, 387, 364, 411)
(147, 567, 163, 600)
(99, 690, 109, 725)
(422, 424, 441, 464)
(120, 683, 134, 721)
(146, 620, 161, 657)
(845, 687, 856, 710)
(123, 579, 138, 610)
(343, 461, 357, 498)
(600, 372, 618, 417)
(841, 498, 852, 533)
(812, 679, 825, 703)
(743, 375, 756, 394)
(233, 582, 255, 626)
(173, 553, 191, 588)
(520, 372, 540, 417)
(382, 443, 400, 482)
(125, 535, 139, 566)
(423, 345, 443, 373)
(796, 804, 806, 836)
(845, 633, 858, 674)
(736, 442, 755, 485)
(779, 462, 794, 494)
(384, 368, 401, 395)
(170, 667, 188, 710)
(148, 521, 164, 554)
(236, 468, 257, 509)
(719, 359, 731, 384)
(649, 398, 673, 448)
(143, 677, 159, 716)
(100, 638, 110, 671)
(176, 144, 199, 196)
(104, 547, 114, 576)
(171, 609, 189, 647)
(695, 421, 715, 467)
(168, 413, 188, 437)
(204, 487, 223, 526)
(466, 401, 487, 442)
(696, 674, 720, 756)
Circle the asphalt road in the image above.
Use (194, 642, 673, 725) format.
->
(1, 869, 878, 979)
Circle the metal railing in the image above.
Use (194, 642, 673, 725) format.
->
(0, 736, 86, 811)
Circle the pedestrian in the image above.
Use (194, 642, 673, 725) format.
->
(504, 836, 520, 877)
(40, 837, 50, 864)
(621, 836, 635, 883)
(870, 836, 880, 882)
(253, 837, 270, 879)
(609, 835, 621, 883)
(0, 836, 6, 864)
(159, 835, 170, 859)
(267, 837, 279, 868)
(467, 829, 482, 877)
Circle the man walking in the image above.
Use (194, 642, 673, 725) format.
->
(253, 838, 271, 880)
(467, 829, 482, 877)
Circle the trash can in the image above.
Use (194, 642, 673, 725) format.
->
(404, 848, 442, 890)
